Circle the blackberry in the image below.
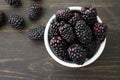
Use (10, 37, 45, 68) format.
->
(75, 20, 93, 44)
(50, 19, 60, 35)
(59, 24, 75, 43)
(28, 25, 45, 40)
(83, 41, 97, 58)
(0, 11, 6, 26)
(68, 12, 81, 26)
(93, 23, 107, 43)
(5, 0, 21, 7)
(8, 15, 25, 29)
(67, 44, 87, 64)
(50, 36, 68, 60)
(81, 5, 97, 27)
(29, 2, 41, 21)
(49, 19, 65, 39)
(56, 8, 73, 22)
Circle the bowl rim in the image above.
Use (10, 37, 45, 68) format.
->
(44, 6, 106, 68)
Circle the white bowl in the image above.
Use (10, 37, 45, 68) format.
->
(44, 6, 106, 68)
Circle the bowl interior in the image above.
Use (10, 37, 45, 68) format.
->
(44, 6, 106, 68)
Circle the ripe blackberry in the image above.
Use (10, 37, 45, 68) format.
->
(59, 24, 75, 43)
(81, 5, 97, 27)
(93, 23, 107, 43)
(29, 2, 41, 21)
(50, 36, 68, 60)
(5, 0, 21, 7)
(50, 19, 60, 35)
(8, 15, 25, 29)
(75, 20, 93, 44)
(49, 19, 65, 39)
(83, 41, 97, 58)
(68, 12, 81, 26)
(0, 11, 6, 26)
(28, 25, 45, 40)
(56, 8, 73, 22)
(67, 44, 87, 64)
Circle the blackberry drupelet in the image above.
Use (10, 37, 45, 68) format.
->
(68, 12, 81, 26)
(56, 8, 73, 22)
(0, 11, 6, 26)
(81, 5, 97, 27)
(93, 23, 107, 43)
(67, 44, 87, 64)
(29, 2, 41, 21)
(83, 41, 97, 58)
(28, 25, 45, 40)
(75, 20, 93, 44)
(59, 24, 75, 43)
(8, 15, 25, 29)
(50, 36, 68, 60)
(5, 0, 21, 7)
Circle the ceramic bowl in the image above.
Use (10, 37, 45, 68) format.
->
(44, 6, 106, 68)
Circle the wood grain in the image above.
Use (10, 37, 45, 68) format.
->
(0, 0, 120, 80)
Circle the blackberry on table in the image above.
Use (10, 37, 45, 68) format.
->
(28, 25, 45, 40)
(75, 20, 93, 44)
(5, 0, 21, 7)
(56, 8, 73, 22)
(0, 11, 6, 26)
(68, 12, 81, 26)
(29, 2, 41, 21)
(50, 36, 68, 60)
(8, 15, 25, 29)
(81, 5, 97, 27)
(59, 24, 75, 43)
(93, 23, 107, 43)
(67, 44, 87, 65)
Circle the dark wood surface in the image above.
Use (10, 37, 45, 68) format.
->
(0, 0, 120, 80)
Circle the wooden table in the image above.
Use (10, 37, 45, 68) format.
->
(0, 0, 119, 80)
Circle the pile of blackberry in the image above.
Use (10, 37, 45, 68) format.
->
(0, 0, 43, 30)
(49, 6, 108, 65)
(0, 0, 44, 40)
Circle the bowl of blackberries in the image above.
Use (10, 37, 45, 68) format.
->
(44, 5, 108, 68)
